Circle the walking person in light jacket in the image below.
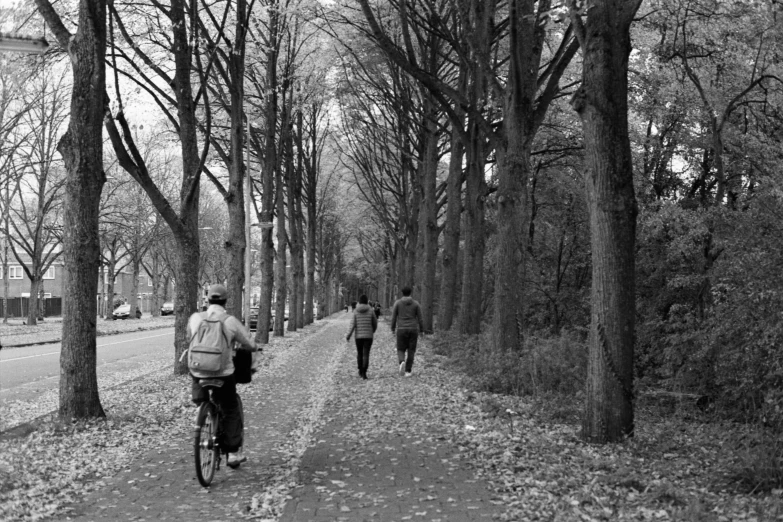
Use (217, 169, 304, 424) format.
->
(346, 294, 378, 380)
(390, 286, 424, 377)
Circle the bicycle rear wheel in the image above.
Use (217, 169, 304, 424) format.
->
(194, 402, 219, 487)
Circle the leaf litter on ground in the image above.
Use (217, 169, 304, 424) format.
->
(2, 315, 783, 521)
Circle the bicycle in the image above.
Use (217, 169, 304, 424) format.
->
(193, 379, 244, 487)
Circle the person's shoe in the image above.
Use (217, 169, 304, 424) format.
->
(399, 361, 405, 376)
(405, 372, 412, 378)
(362, 372, 368, 380)
(227, 449, 247, 469)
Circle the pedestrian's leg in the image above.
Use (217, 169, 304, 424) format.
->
(363, 339, 373, 377)
(396, 330, 407, 376)
(215, 377, 242, 452)
(405, 332, 419, 373)
(355, 339, 363, 376)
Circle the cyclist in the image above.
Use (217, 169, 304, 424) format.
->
(188, 284, 260, 468)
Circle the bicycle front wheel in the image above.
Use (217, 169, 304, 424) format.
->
(194, 402, 219, 487)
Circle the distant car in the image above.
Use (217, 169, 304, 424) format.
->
(160, 302, 174, 316)
(248, 307, 287, 331)
(113, 304, 131, 320)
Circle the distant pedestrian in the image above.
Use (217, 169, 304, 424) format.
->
(346, 294, 378, 380)
(374, 301, 381, 318)
(351, 301, 357, 311)
(390, 287, 424, 377)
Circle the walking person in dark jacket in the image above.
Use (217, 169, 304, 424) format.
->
(346, 294, 378, 380)
(390, 286, 424, 377)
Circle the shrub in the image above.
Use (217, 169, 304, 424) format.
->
(430, 328, 587, 397)
(730, 428, 783, 494)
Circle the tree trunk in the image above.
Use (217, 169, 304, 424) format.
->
(173, 233, 200, 374)
(274, 144, 288, 337)
(106, 260, 116, 320)
(129, 258, 140, 319)
(51, 0, 107, 419)
(286, 117, 300, 332)
(254, 3, 279, 344)
(223, 0, 247, 321)
(438, 117, 464, 331)
(150, 252, 161, 317)
(570, 0, 640, 443)
(27, 277, 41, 325)
(459, 117, 487, 335)
(419, 92, 439, 334)
(304, 134, 316, 324)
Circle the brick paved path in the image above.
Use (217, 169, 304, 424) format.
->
(279, 321, 502, 522)
(64, 317, 348, 521)
(62, 313, 503, 522)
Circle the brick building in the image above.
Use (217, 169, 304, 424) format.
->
(2, 256, 174, 314)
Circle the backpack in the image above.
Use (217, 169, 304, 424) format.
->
(188, 312, 231, 378)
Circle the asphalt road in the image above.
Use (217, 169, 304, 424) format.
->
(0, 328, 175, 404)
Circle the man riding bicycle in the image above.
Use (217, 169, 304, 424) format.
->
(188, 284, 260, 468)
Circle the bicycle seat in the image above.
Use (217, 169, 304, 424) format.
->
(198, 379, 225, 388)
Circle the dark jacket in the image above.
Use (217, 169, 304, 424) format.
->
(390, 296, 424, 333)
(347, 304, 378, 339)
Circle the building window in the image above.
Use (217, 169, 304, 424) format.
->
(9, 266, 23, 279)
(43, 266, 55, 279)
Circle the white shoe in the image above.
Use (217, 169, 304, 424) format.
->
(399, 361, 405, 376)
(227, 449, 247, 468)
(405, 372, 412, 378)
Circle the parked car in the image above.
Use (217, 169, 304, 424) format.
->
(248, 307, 287, 331)
(113, 304, 131, 320)
(113, 304, 142, 319)
(160, 302, 174, 316)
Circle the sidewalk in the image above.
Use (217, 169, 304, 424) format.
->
(60, 314, 503, 521)
(279, 322, 503, 522)
(62, 316, 348, 521)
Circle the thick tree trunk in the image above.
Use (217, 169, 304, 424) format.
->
(44, 0, 107, 419)
(106, 261, 116, 320)
(571, 0, 640, 443)
(169, 0, 203, 373)
(458, 118, 487, 335)
(150, 254, 160, 317)
(223, 0, 247, 321)
(305, 199, 323, 324)
(493, 140, 530, 352)
(286, 124, 300, 332)
(173, 233, 200, 374)
(254, 5, 279, 344)
(27, 277, 41, 325)
(129, 258, 140, 319)
(305, 178, 316, 325)
(274, 151, 287, 337)
(418, 93, 439, 334)
(438, 119, 464, 331)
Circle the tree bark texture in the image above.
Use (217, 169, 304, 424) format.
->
(286, 115, 301, 332)
(437, 110, 464, 332)
(224, 0, 248, 321)
(54, 0, 107, 419)
(570, 0, 640, 443)
(254, 3, 280, 344)
(274, 117, 288, 337)
(458, 116, 487, 335)
(418, 90, 439, 334)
